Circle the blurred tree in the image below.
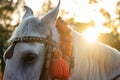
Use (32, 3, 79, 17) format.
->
(38, 0, 53, 17)
(39, 0, 89, 33)
(0, 0, 24, 73)
(98, 33, 120, 50)
(98, 1, 120, 51)
(66, 18, 95, 33)
(71, 0, 120, 51)
(89, 0, 102, 4)
(100, 1, 120, 35)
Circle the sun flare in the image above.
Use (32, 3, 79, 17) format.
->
(25, 0, 119, 39)
(82, 28, 99, 42)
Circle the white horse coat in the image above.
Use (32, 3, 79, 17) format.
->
(3, 0, 120, 80)
(69, 31, 120, 80)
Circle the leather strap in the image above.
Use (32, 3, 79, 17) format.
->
(112, 73, 120, 80)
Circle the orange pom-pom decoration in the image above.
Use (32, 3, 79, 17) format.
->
(50, 17, 72, 79)
(50, 59, 70, 79)
(56, 17, 73, 57)
(53, 49, 62, 59)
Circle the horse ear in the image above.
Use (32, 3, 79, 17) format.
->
(22, 6, 34, 20)
(41, 0, 60, 27)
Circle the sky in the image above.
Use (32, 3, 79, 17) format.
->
(25, 0, 119, 20)
(25, 0, 120, 42)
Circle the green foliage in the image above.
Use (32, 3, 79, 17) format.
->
(38, 0, 53, 17)
(98, 33, 120, 51)
(66, 18, 95, 33)
(0, 0, 24, 72)
(98, 1, 120, 51)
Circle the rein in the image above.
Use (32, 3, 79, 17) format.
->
(112, 73, 120, 80)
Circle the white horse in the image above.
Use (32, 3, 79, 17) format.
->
(3, 0, 120, 80)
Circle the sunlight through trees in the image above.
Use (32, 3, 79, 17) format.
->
(0, 0, 120, 79)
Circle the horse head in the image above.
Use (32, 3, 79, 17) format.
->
(3, 0, 60, 80)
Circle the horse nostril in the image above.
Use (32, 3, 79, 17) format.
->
(23, 53, 37, 64)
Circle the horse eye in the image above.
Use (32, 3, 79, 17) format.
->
(23, 53, 37, 64)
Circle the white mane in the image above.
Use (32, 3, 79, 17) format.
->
(69, 31, 120, 80)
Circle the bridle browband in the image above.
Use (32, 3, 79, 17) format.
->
(4, 36, 58, 59)
(11, 36, 57, 47)
(4, 36, 58, 80)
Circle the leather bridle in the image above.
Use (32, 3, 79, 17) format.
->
(4, 36, 120, 80)
(4, 35, 58, 80)
(4, 36, 57, 58)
